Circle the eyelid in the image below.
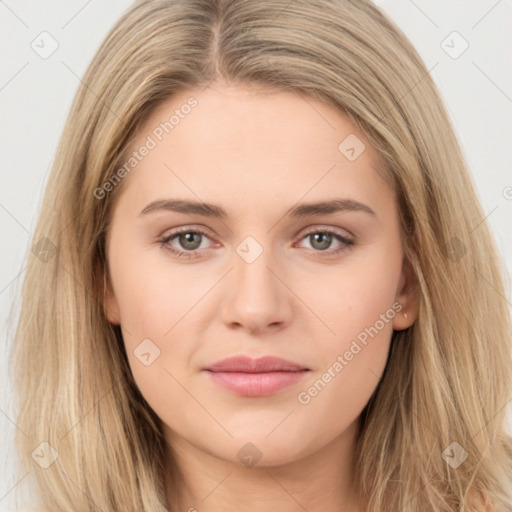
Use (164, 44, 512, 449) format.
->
(297, 224, 354, 239)
(159, 225, 217, 242)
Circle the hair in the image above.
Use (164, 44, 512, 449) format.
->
(9, 0, 512, 510)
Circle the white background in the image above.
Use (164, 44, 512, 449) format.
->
(1, 1, 511, 509)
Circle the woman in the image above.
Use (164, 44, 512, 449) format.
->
(10, 0, 512, 510)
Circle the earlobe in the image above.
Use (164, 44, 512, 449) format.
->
(393, 308, 416, 331)
(393, 257, 419, 331)
(102, 268, 121, 325)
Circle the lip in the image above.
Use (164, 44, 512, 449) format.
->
(204, 355, 309, 373)
(203, 355, 310, 397)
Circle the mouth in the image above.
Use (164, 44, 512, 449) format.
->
(202, 355, 311, 397)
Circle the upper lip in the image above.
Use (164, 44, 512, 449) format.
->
(204, 355, 309, 373)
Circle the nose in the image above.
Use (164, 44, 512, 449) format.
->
(220, 244, 293, 335)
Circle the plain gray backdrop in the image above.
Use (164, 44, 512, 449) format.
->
(1, 1, 511, 510)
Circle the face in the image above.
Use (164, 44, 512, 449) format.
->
(104, 83, 417, 469)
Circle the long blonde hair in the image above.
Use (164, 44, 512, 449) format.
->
(10, 0, 512, 510)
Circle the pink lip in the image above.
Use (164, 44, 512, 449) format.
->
(203, 355, 310, 397)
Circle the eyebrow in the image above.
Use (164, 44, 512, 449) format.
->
(139, 198, 376, 219)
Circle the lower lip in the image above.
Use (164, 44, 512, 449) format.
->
(204, 370, 310, 397)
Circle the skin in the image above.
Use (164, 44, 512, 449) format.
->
(104, 82, 418, 512)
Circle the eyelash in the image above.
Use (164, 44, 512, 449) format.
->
(157, 227, 355, 260)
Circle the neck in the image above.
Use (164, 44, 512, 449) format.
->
(164, 418, 363, 512)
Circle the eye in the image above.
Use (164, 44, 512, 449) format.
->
(158, 227, 215, 259)
(295, 228, 355, 257)
(158, 226, 355, 260)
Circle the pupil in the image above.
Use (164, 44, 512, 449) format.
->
(180, 232, 200, 250)
(312, 233, 331, 250)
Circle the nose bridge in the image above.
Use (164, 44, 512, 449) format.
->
(221, 233, 292, 332)
(233, 234, 279, 302)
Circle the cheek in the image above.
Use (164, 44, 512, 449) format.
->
(295, 239, 401, 408)
(107, 237, 215, 407)
(109, 237, 206, 336)
(307, 239, 402, 349)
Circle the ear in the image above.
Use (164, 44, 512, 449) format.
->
(392, 256, 419, 331)
(101, 265, 121, 325)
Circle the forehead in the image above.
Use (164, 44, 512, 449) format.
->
(114, 84, 392, 218)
